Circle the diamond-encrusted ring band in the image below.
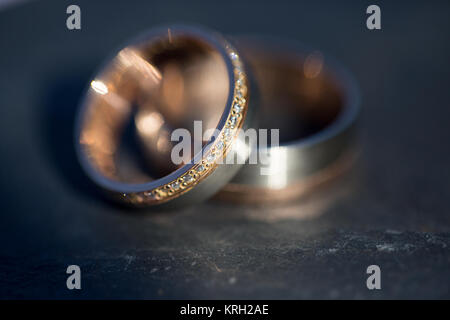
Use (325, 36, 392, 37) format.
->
(217, 37, 360, 203)
(75, 26, 252, 208)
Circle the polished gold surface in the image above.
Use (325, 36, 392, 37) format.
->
(216, 148, 358, 204)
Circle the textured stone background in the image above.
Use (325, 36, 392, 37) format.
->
(0, 0, 449, 299)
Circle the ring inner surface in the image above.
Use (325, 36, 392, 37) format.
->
(244, 48, 343, 145)
(79, 35, 230, 183)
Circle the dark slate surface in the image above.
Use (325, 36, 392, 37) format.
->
(0, 0, 450, 299)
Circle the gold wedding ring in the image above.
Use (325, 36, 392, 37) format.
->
(217, 37, 360, 203)
(75, 26, 252, 208)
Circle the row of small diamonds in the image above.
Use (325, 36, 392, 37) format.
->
(122, 48, 247, 204)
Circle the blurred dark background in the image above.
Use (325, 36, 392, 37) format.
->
(0, 0, 449, 299)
